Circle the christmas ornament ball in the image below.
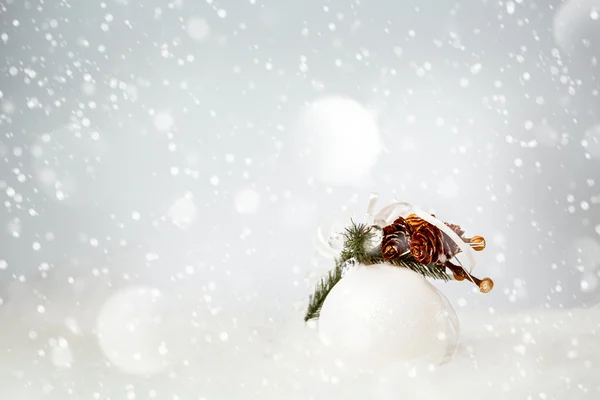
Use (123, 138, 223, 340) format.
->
(317, 264, 459, 365)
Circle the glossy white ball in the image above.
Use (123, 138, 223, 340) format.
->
(318, 264, 459, 365)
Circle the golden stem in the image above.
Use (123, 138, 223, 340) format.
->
(444, 261, 493, 293)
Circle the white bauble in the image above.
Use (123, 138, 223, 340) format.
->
(318, 264, 459, 365)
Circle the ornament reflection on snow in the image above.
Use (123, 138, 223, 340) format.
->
(305, 195, 494, 365)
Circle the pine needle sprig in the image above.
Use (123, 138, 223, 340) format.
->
(339, 220, 376, 264)
(386, 257, 450, 281)
(303, 258, 344, 322)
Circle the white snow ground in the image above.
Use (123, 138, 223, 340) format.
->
(0, 288, 598, 400)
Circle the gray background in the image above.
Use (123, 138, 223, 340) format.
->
(1, 0, 599, 398)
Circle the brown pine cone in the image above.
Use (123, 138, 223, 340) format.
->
(406, 216, 467, 262)
(382, 231, 410, 260)
(410, 224, 445, 265)
(444, 222, 465, 237)
(381, 216, 411, 260)
(382, 224, 398, 236)
(391, 216, 413, 236)
(406, 214, 445, 264)
(405, 214, 429, 232)
(440, 234, 456, 261)
(440, 226, 460, 261)
(441, 222, 465, 259)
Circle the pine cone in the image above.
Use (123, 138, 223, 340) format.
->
(405, 214, 445, 264)
(405, 214, 429, 232)
(440, 235, 457, 260)
(382, 231, 410, 260)
(409, 224, 445, 265)
(391, 216, 413, 235)
(406, 216, 467, 261)
(439, 223, 463, 260)
(381, 216, 411, 260)
(444, 222, 465, 237)
(382, 224, 398, 236)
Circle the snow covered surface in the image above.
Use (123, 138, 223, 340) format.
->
(0, 291, 598, 399)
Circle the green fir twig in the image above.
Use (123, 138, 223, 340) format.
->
(303, 258, 345, 323)
(304, 221, 450, 322)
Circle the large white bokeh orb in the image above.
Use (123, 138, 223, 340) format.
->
(553, 0, 600, 52)
(297, 96, 383, 186)
(318, 264, 459, 365)
(96, 286, 177, 375)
